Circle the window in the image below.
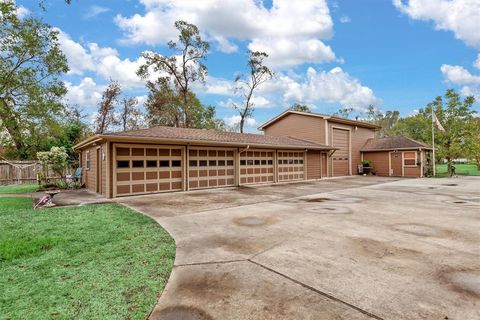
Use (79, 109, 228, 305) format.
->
(299, 159, 304, 164)
(117, 160, 129, 168)
(227, 160, 234, 166)
(172, 160, 181, 167)
(209, 160, 217, 166)
(86, 151, 91, 170)
(189, 160, 197, 167)
(267, 160, 273, 165)
(146, 160, 157, 168)
(403, 152, 417, 166)
(132, 160, 144, 168)
(159, 160, 170, 167)
(218, 160, 225, 166)
(247, 160, 254, 165)
(199, 160, 207, 167)
(278, 159, 282, 164)
(254, 159, 260, 165)
(261, 160, 267, 165)
(294, 159, 299, 164)
(240, 160, 246, 166)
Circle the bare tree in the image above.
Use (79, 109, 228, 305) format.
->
(95, 80, 121, 134)
(119, 97, 142, 131)
(233, 51, 273, 133)
(137, 20, 209, 128)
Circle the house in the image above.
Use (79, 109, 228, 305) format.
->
(73, 110, 427, 198)
(360, 136, 433, 177)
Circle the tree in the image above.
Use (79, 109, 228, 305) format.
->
(467, 118, 480, 170)
(289, 103, 311, 113)
(145, 86, 225, 130)
(233, 51, 274, 133)
(0, 1, 69, 159)
(119, 97, 143, 131)
(94, 80, 121, 134)
(334, 107, 353, 118)
(137, 20, 209, 128)
(37, 146, 69, 183)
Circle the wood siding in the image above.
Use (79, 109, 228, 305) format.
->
(362, 151, 390, 176)
(263, 113, 327, 144)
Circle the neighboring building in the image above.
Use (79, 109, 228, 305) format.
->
(360, 136, 433, 177)
(74, 110, 429, 198)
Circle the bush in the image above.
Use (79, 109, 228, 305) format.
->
(362, 160, 372, 167)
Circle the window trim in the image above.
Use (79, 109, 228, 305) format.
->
(86, 151, 90, 170)
(403, 151, 418, 167)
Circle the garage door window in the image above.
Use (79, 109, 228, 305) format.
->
(117, 160, 129, 168)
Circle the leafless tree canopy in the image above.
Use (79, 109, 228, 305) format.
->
(95, 80, 121, 134)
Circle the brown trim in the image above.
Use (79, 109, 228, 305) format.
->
(362, 147, 432, 152)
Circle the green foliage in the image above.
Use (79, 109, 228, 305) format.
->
(0, 1, 69, 160)
(0, 198, 175, 319)
(465, 118, 480, 170)
(37, 147, 69, 181)
(289, 103, 311, 113)
(138, 20, 212, 128)
(435, 163, 480, 177)
(361, 160, 372, 167)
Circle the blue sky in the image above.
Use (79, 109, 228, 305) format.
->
(18, 0, 480, 132)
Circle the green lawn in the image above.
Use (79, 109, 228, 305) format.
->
(435, 163, 480, 177)
(0, 183, 39, 194)
(0, 197, 175, 319)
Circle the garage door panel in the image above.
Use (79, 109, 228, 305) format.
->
(114, 145, 184, 196)
(188, 148, 235, 190)
(240, 150, 274, 185)
(278, 151, 305, 182)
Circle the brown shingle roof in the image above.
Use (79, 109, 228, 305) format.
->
(361, 136, 432, 151)
(93, 126, 333, 150)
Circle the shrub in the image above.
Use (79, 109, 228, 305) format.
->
(362, 160, 372, 167)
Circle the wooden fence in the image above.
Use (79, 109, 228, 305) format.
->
(0, 160, 42, 185)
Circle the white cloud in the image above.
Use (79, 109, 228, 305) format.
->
(224, 114, 257, 127)
(115, 0, 336, 68)
(393, 0, 480, 49)
(64, 77, 104, 107)
(56, 29, 95, 75)
(84, 5, 110, 19)
(339, 15, 351, 23)
(57, 29, 147, 88)
(16, 5, 29, 19)
(474, 54, 480, 70)
(440, 64, 480, 85)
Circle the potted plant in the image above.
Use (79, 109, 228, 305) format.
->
(361, 160, 373, 175)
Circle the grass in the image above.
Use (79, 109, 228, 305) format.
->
(0, 183, 39, 194)
(435, 163, 480, 177)
(0, 197, 175, 319)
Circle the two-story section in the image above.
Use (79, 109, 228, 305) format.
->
(258, 110, 380, 177)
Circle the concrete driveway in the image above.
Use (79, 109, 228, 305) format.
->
(117, 176, 480, 320)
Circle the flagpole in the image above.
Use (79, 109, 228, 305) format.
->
(432, 108, 436, 176)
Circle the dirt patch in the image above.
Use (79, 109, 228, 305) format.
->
(305, 197, 335, 203)
(180, 235, 271, 255)
(304, 206, 352, 215)
(233, 216, 277, 227)
(152, 306, 213, 320)
(352, 237, 421, 259)
(392, 223, 447, 237)
(174, 269, 238, 301)
(442, 183, 458, 187)
(438, 269, 480, 298)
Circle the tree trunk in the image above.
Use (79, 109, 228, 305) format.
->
(239, 116, 245, 133)
(476, 157, 480, 171)
(447, 157, 452, 175)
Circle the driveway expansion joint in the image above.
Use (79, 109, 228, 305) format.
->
(247, 259, 386, 320)
(174, 259, 247, 267)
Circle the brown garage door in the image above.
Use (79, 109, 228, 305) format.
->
(188, 148, 235, 189)
(332, 128, 350, 176)
(240, 150, 274, 184)
(278, 151, 305, 181)
(306, 151, 321, 180)
(114, 144, 183, 196)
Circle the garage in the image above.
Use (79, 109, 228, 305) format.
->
(240, 150, 275, 184)
(278, 151, 305, 181)
(188, 148, 235, 190)
(113, 144, 184, 197)
(332, 128, 350, 176)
